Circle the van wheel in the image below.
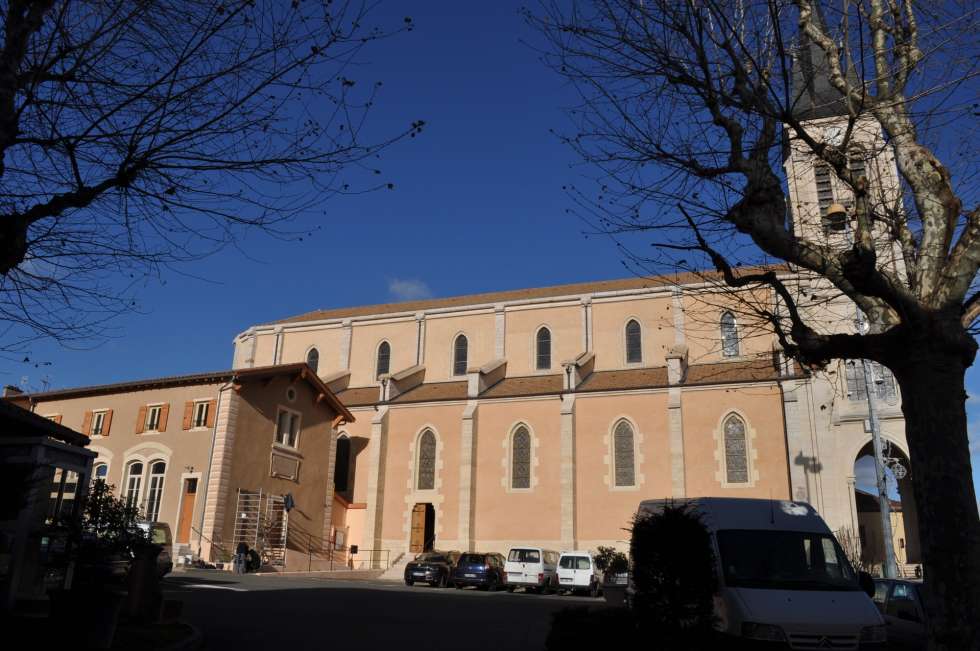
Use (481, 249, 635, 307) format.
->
(506, 585, 515, 593)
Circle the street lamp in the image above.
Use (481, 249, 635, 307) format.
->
(833, 201, 899, 579)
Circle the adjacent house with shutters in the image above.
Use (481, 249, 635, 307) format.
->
(5, 363, 352, 569)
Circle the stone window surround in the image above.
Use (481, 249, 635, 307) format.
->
(304, 345, 320, 374)
(623, 317, 644, 366)
(603, 416, 645, 491)
(501, 420, 540, 493)
(712, 409, 759, 488)
(402, 424, 445, 550)
(532, 324, 553, 373)
(451, 332, 469, 377)
(120, 441, 174, 513)
(375, 339, 392, 379)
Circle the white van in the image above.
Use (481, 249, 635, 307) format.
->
(556, 551, 601, 597)
(504, 547, 559, 593)
(636, 498, 886, 648)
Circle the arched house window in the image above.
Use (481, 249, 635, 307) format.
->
(124, 461, 144, 509)
(452, 335, 468, 376)
(723, 413, 749, 484)
(613, 420, 637, 487)
(511, 425, 531, 489)
(306, 347, 319, 373)
(720, 312, 740, 357)
(625, 319, 642, 364)
(376, 341, 391, 378)
(416, 429, 436, 491)
(535, 327, 552, 370)
(93, 463, 109, 484)
(144, 461, 167, 522)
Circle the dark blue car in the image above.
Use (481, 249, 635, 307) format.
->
(451, 552, 506, 590)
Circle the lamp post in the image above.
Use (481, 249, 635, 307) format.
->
(828, 201, 898, 579)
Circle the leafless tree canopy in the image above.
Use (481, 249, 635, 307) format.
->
(530, 1, 979, 647)
(0, 0, 422, 350)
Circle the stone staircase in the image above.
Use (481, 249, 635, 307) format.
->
(379, 552, 408, 581)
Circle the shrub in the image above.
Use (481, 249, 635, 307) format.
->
(629, 502, 718, 645)
(593, 545, 629, 575)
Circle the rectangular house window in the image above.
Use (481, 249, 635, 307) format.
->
(91, 411, 107, 436)
(146, 405, 162, 431)
(193, 401, 209, 428)
(275, 409, 300, 448)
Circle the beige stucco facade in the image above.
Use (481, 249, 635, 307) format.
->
(9, 364, 353, 570)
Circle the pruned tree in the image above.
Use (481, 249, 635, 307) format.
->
(0, 0, 422, 350)
(530, 0, 978, 648)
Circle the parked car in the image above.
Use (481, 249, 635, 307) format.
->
(504, 547, 559, 593)
(404, 550, 459, 587)
(451, 552, 506, 590)
(872, 578, 927, 651)
(139, 522, 173, 578)
(635, 498, 886, 648)
(556, 551, 601, 597)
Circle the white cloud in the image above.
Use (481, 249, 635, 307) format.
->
(388, 278, 433, 302)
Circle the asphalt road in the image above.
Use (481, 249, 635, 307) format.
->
(164, 569, 599, 650)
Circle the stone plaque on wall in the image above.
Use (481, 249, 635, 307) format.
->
(270, 451, 300, 481)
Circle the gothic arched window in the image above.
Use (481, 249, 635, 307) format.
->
(613, 420, 636, 487)
(723, 414, 749, 483)
(416, 429, 436, 490)
(453, 335, 468, 376)
(306, 347, 319, 373)
(536, 327, 552, 370)
(625, 319, 642, 364)
(376, 341, 391, 378)
(511, 426, 531, 489)
(720, 312, 740, 357)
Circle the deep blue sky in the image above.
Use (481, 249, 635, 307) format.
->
(1, 2, 977, 502)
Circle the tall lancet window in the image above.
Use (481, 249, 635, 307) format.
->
(416, 429, 436, 490)
(511, 426, 531, 489)
(625, 319, 642, 364)
(536, 327, 552, 370)
(613, 420, 636, 487)
(453, 335, 468, 376)
(720, 312, 740, 357)
(376, 341, 391, 378)
(723, 414, 749, 484)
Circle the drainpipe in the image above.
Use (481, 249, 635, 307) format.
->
(196, 379, 232, 558)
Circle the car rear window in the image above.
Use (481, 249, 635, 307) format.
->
(559, 556, 590, 569)
(508, 549, 540, 563)
(459, 554, 485, 565)
(417, 553, 445, 562)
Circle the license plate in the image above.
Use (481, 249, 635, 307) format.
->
(560, 578, 572, 582)
(465, 573, 476, 578)
(413, 572, 425, 576)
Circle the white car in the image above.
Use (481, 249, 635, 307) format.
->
(504, 547, 559, 593)
(556, 551, 601, 597)
(635, 498, 886, 648)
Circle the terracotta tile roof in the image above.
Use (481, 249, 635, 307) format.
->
(685, 358, 780, 385)
(267, 267, 788, 325)
(10, 363, 354, 423)
(391, 381, 469, 403)
(329, 358, 789, 408)
(335, 386, 381, 408)
(578, 367, 670, 392)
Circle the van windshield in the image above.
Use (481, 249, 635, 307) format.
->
(716, 530, 859, 591)
(508, 549, 540, 563)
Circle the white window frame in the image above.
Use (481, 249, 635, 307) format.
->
(145, 404, 163, 432)
(192, 401, 210, 429)
(124, 461, 145, 508)
(91, 410, 108, 437)
(144, 460, 167, 522)
(275, 406, 302, 449)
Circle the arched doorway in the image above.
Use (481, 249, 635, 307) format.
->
(852, 440, 921, 575)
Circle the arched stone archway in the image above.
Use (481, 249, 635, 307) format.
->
(853, 441, 921, 574)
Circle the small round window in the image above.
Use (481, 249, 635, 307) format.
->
(286, 387, 297, 402)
